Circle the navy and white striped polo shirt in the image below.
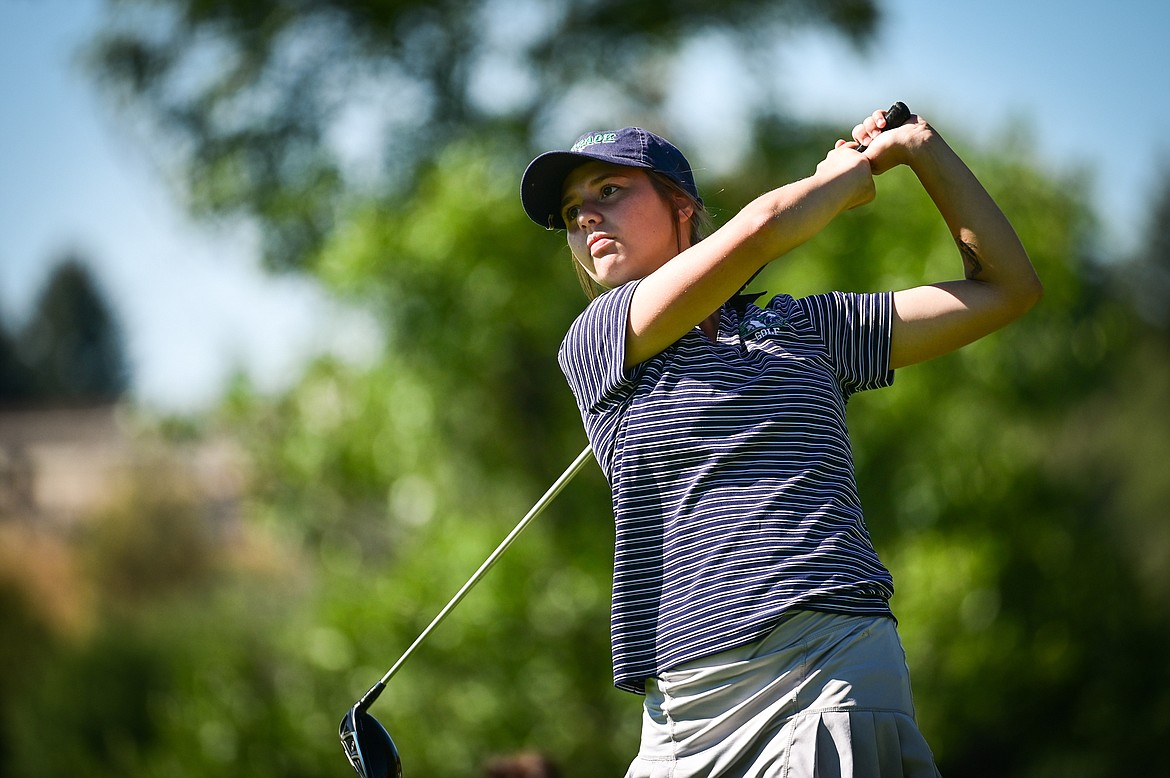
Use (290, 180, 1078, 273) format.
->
(558, 281, 897, 693)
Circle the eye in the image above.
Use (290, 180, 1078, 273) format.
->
(562, 204, 580, 224)
(600, 183, 619, 198)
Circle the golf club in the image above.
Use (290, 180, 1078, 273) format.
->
(340, 444, 595, 778)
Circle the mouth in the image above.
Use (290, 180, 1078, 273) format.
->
(587, 233, 616, 258)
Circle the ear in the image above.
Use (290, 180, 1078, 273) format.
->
(673, 195, 694, 223)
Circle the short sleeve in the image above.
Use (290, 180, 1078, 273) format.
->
(793, 291, 895, 395)
(557, 281, 642, 415)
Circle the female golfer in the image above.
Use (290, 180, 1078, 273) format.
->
(520, 107, 1041, 776)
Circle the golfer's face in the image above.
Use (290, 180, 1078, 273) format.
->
(561, 162, 681, 289)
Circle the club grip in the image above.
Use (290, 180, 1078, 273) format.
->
(856, 101, 910, 152)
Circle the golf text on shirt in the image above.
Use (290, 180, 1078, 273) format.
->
(738, 308, 793, 340)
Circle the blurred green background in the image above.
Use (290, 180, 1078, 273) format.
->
(3, 1, 1169, 776)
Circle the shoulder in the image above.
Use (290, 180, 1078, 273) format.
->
(791, 291, 892, 330)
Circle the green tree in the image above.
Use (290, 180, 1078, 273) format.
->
(0, 322, 36, 402)
(8, 130, 1168, 777)
(85, 0, 878, 270)
(218, 132, 1170, 776)
(16, 256, 129, 402)
(29, 0, 1163, 775)
(827, 150, 1170, 776)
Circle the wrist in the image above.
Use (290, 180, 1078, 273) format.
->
(818, 152, 876, 212)
(904, 124, 950, 175)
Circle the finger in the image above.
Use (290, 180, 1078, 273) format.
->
(854, 124, 879, 148)
(855, 101, 913, 154)
(858, 113, 885, 145)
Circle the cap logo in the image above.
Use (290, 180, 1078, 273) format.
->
(570, 132, 619, 152)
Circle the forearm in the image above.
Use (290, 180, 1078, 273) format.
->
(910, 130, 1041, 307)
(885, 124, 1043, 369)
(627, 159, 871, 364)
(734, 166, 870, 261)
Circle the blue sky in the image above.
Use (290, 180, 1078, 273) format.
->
(2, 0, 1167, 411)
(0, 0, 380, 411)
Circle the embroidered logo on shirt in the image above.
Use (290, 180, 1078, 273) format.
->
(738, 308, 792, 340)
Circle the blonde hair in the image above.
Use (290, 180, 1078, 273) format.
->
(572, 170, 712, 300)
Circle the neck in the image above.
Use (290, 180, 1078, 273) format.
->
(699, 310, 719, 342)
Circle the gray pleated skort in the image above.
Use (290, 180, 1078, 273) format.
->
(624, 610, 942, 778)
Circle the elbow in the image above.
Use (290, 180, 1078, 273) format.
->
(1005, 268, 1044, 321)
(1001, 243, 1043, 315)
(1020, 269, 1044, 312)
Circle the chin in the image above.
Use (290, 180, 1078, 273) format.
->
(593, 265, 629, 288)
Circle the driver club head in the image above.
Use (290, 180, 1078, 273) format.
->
(340, 703, 403, 778)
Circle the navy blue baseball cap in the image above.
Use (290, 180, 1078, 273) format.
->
(521, 127, 701, 230)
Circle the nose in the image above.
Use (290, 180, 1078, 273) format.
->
(575, 200, 602, 228)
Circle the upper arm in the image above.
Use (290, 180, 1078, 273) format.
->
(890, 278, 1040, 370)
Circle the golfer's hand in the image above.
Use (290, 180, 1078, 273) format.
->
(815, 143, 876, 210)
(846, 108, 932, 175)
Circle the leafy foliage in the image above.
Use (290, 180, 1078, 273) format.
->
(85, 0, 878, 270)
(3, 1, 1170, 776)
